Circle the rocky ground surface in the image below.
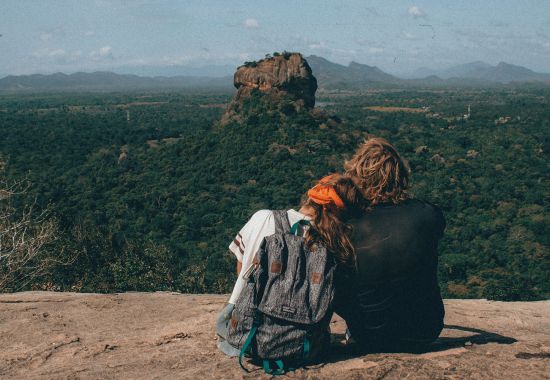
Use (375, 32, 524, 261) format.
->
(0, 292, 548, 379)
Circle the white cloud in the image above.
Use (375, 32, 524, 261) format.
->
(368, 47, 384, 54)
(38, 27, 65, 42)
(84, 31, 96, 37)
(408, 6, 426, 18)
(99, 46, 112, 56)
(30, 48, 84, 66)
(33, 48, 65, 58)
(243, 18, 259, 29)
(308, 42, 323, 50)
(158, 55, 190, 65)
(40, 33, 53, 41)
(300, 40, 357, 63)
(48, 49, 66, 57)
(239, 52, 251, 61)
(89, 46, 114, 61)
(402, 31, 417, 40)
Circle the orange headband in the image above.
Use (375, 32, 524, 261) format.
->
(307, 176, 346, 209)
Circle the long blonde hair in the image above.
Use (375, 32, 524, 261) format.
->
(344, 137, 410, 208)
(301, 173, 364, 266)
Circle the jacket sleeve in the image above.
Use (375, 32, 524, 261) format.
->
(425, 201, 445, 240)
(433, 205, 446, 240)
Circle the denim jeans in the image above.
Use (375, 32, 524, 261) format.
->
(216, 303, 241, 357)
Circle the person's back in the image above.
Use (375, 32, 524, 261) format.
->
(336, 199, 445, 350)
(338, 137, 445, 351)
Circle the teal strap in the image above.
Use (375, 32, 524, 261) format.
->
(303, 337, 311, 360)
(263, 360, 271, 374)
(260, 337, 311, 375)
(290, 220, 311, 235)
(238, 326, 257, 371)
(263, 359, 285, 375)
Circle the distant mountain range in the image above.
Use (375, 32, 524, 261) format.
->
(0, 72, 233, 93)
(306, 55, 401, 87)
(113, 64, 235, 78)
(407, 61, 550, 83)
(1, 56, 550, 93)
(410, 61, 493, 79)
(306, 56, 550, 88)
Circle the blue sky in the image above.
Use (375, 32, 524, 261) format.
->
(1, 0, 550, 76)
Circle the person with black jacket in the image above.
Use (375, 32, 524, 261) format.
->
(336, 137, 446, 352)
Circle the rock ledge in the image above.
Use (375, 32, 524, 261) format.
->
(0, 292, 548, 379)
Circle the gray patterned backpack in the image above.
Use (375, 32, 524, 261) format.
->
(226, 210, 337, 375)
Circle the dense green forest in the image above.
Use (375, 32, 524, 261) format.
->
(0, 88, 548, 300)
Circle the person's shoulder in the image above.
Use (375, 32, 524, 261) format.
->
(407, 198, 441, 211)
(403, 198, 443, 217)
(417, 199, 443, 216)
(245, 209, 275, 227)
(249, 209, 274, 219)
(286, 208, 309, 221)
(409, 199, 446, 235)
(369, 198, 445, 227)
(236, 210, 276, 245)
(365, 198, 437, 213)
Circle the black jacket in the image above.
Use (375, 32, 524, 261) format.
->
(335, 199, 445, 350)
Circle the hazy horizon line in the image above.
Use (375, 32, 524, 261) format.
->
(2, 55, 550, 80)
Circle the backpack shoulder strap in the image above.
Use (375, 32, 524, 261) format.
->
(272, 210, 291, 234)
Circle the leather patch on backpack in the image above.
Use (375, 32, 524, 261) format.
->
(230, 316, 238, 329)
(271, 260, 282, 274)
(311, 272, 322, 284)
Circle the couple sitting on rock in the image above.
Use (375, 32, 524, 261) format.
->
(216, 136, 445, 371)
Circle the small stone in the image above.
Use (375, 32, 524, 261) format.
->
(415, 145, 429, 155)
(466, 149, 479, 158)
(431, 154, 445, 163)
(464, 341, 473, 346)
(437, 361, 452, 369)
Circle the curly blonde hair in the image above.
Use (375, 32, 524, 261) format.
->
(344, 137, 410, 207)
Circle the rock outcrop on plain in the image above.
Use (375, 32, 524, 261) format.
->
(1, 292, 549, 379)
(233, 53, 317, 107)
(221, 53, 318, 125)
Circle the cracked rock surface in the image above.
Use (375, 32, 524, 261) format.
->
(220, 53, 317, 126)
(233, 53, 317, 108)
(0, 292, 548, 379)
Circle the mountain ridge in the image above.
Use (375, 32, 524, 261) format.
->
(2, 56, 550, 93)
(0, 71, 233, 93)
(407, 61, 550, 83)
(306, 55, 401, 87)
